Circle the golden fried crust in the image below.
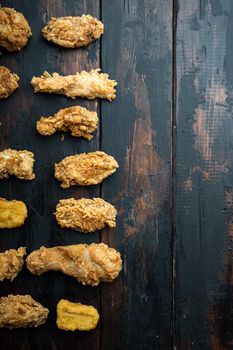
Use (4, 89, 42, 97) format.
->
(0, 7, 32, 52)
(31, 69, 117, 100)
(42, 15, 104, 48)
(0, 66, 19, 99)
(37, 106, 98, 140)
(26, 243, 122, 286)
(55, 151, 118, 188)
(57, 299, 99, 331)
(0, 149, 35, 180)
(0, 295, 48, 328)
(55, 198, 117, 232)
(0, 198, 27, 229)
(0, 247, 26, 281)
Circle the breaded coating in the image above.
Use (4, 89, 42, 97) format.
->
(0, 66, 19, 99)
(42, 15, 104, 48)
(55, 197, 117, 232)
(26, 243, 122, 286)
(31, 69, 117, 100)
(57, 299, 99, 331)
(0, 198, 27, 229)
(0, 7, 32, 52)
(0, 149, 35, 180)
(0, 295, 48, 328)
(37, 106, 98, 140)
(0, 247, 26, 282)
(55, 151, 118, 188)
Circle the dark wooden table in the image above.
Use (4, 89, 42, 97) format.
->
(1, 0, 233, 349)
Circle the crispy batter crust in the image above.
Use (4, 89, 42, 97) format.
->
(0, 66, 19, 99)
(31, 69, 117, 100)
(0, 295, 48, 328)
(0, 149, 35, 180)
(37, 106, 98, 140)
(55, 197, 117, 232)
(55, 151, 118, 188)
(42, 15, 104, 48)
(0, 247, 26, 282)
(0, 198, 28, 228)
(0, 7, 32, 52)
(26, 243, 122, 286)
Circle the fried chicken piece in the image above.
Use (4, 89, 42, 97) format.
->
(31, 69, 117, 100)
(0, 295, 48, 328)
(0, 247, 26, 281)
(42, 15, 104, 48)
(55, 198, 117, 232)
(0, 7, 32, 52)
(0, 149, 35, 180)
(37, 106, 98, 140)
(26, 243, 122, 286)
(0, 198, 27, 229)
(0, 66, 19, 99)
(57, 299, 99, 331)
(55, 151, 118, 188)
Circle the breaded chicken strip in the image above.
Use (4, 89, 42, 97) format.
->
(0, 149, 35, 180)
(42, 15, 104, 48)
(0, 7, 32, 52)
(31, 69, 117, 100)
(55, 198, 117, 232)
(0, 247, 26, 281)
(0, 66, 19, 99)
(0, 295, 48, 328)
(55, 151, 118, 188)
(37, 106, 98, 140)
(26, 243, 122, 286)
(0, 198, 27, 228)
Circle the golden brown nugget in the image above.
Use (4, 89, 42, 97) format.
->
(0, 198, 27, 229)
(0, 66, 19, 99)
(55, 198, 117, 232)
(0, 247, 26, 281)
(0, 7, 32, 52)
(55, 151, 118, 188)
(0, 295, 48, 328)
(0, 149, 35, 180)
(37, 106, 98, 140)
(31, 69, 117, 100)
(42, 15, 104, 48)
(26, 243, 122, 286)
(57, 299, 99, 331)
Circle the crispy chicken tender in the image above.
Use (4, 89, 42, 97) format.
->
(0, 7, 32, 52)
(0, 247, 26, 282)
(42, 15, 104, 48)
(0, 198, 27, 228)
(37, 106, 98, 140)
(55, 151, 118, 188)
(55, 198, 117, 232)
(31, 69, 117, 100)
(57, 299, 99, 331)
(26, 243, 122, 286)
(0, 149, 35, 180)
(0, 66, 19, 99)
(0, 295, 48, 328)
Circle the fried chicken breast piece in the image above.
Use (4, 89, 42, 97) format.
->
(0, 247, 26, 281)
(26, 243, 122, 286)
(31, 69, 117, 100)
(57, 299, 99, 331)
(42, 15, 104, 48)
(0, 149, 35, 180)
(55, 151, 118, 188)
(55, 198, 117, 232)
(0, 198, 27, 228)
(0, 295, 48, 328)
(0, 7, 32, 52)
(37, 106, 98, 140)
(0, 66, 19, 99)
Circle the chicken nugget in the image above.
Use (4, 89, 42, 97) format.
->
(0, 149, 35, 180)
(0, 247, 26, 281)
(0, 66, 19, 99)
(0, 198, 27, 229)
